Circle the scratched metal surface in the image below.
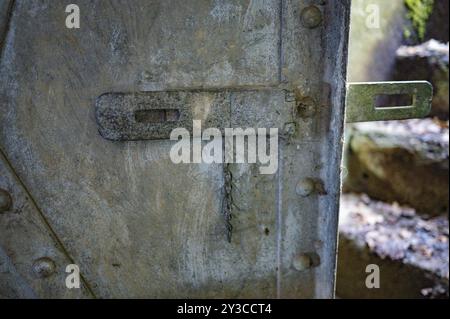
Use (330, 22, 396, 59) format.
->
(0, 0, 350, 298)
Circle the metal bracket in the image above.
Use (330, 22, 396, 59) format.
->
(95, 89, 295, 141)
(345, 81, 433, 123)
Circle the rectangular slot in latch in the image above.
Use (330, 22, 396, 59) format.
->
(135, 109, 180, 123)
(374, 94, 414, 109)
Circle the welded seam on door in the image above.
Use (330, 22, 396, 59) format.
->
(0, 147, 97, 298)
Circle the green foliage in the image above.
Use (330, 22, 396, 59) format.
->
(404, 0, 434, 41)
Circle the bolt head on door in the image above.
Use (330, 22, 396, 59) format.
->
(0, 189, 13, 213)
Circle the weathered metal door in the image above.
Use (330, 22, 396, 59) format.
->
(0, 0, 351, 298)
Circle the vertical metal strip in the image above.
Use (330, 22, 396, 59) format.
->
(319, 0, 352, 299)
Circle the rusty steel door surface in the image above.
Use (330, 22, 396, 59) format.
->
(0, 0, 350, 298)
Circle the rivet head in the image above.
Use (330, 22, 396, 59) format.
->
(293, 252, 320, 271)
(32, 258, 56, 278)
(141, 70, 152, 80)
(0, 189, 13, 213)
(300, 5, 323, 29)
(296, 178, 315, 197)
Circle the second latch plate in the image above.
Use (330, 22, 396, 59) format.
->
(345, 81, 433, 123)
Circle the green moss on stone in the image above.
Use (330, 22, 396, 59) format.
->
(404, 0, 434, 41)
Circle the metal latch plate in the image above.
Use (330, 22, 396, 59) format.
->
(95, 89, 295, 141)
(345, 81, 433, 122)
